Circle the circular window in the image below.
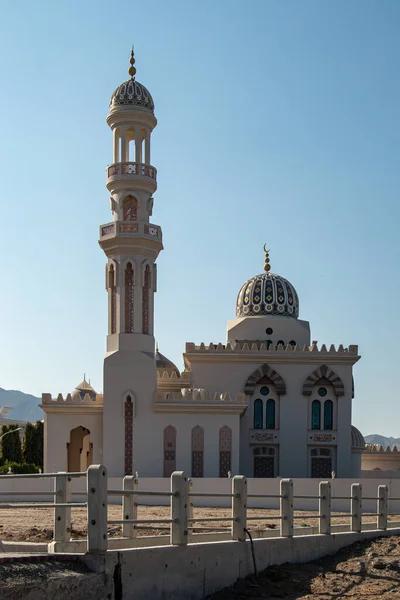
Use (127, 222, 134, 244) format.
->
(260, 386, 270, 396)
(266, 327, 273, 335)
(318, 387, 327, 397)
(289, 340, 296, 346)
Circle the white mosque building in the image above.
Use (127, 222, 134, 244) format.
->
(41, 51, 365, 479)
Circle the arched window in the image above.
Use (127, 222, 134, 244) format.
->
(163, 426, 176, 477)
(219, 426, 232, 477)
(125, 262, 134, 333)
(191, 426, 204, 477)
(109, 264, 116, 334)
(142, 265, 151, 334)
(266, 399, 276, 429)
(324, 400, 333, 431)
(253, 399, 263, 429)
(311, 400, 321, 430)
(123, 195, 137, 221)
(124, 396, 133, 475)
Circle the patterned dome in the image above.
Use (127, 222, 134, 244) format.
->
(236, 273, 299, 318)
(155, 349, 180, 377)
(110, 79, 155, 112)
(351, 425, 365, 450)
(71, 378, 97, 401)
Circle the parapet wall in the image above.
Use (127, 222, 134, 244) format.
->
(185, 341, 359, 355)
(41, 393, 103, 406)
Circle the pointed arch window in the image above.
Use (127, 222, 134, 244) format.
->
(191, 426, 204, 477)
(124, 395, 133, 475)
(311, 400, 321, 430)
(253, 399, 263, 429)
(163, 426, 176, 477)
(219, 426, 232, 477)
(266, 399, 276, 429)
(109, 264, 116, 335)
(324, 400, 333, 431)
(142, 265, 151, 334)
(125, 262, 134, 333)
(123, 195, 137, 221)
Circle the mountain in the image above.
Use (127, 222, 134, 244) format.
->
(365, 434, 400, 449)
(0, 388, 43, 423)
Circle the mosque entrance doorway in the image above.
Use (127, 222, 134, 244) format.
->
(253, 447, 275, 477)
(310, 448, 332, 478)
(67, 426, 93, 472)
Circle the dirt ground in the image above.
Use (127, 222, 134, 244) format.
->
(208, 535, 400, 599)
(0, 505, 400, 542)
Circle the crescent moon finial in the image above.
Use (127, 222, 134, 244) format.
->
(263, 244, 271, 272)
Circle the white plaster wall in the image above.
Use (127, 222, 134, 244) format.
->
(227, 315, 311, 346)
(189, 357, 355, 478)
(44, 413, 102, 473)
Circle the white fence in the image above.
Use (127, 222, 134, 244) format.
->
(1, 465, 400, 555)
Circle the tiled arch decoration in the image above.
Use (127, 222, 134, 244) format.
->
(244, 364, 286, 395)
(302, 364, 345, 396)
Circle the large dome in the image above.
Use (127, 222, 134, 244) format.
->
(236, 272, 299, 318)
(110, 79, 155, 112)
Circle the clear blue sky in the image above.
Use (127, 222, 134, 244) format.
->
(0, 0, 399, 436)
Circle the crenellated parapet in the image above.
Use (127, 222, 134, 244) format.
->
(364, 443, 400, 454)
(153, 389, 247, 414)
(157, 370, 191, 392)
(186, 341, 358, 354)
(41, 392, 103, 408)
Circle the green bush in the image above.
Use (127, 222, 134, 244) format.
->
(0, 462, 40, 474)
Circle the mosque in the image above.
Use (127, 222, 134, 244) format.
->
(41, 51, 365, 479)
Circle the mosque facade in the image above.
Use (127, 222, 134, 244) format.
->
(41, 52, 365, 478)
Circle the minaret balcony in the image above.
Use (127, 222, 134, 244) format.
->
(106, 162, 157, 193)
(100, 220, 162, 243)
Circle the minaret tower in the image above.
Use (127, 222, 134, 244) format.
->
(99, 50, 162, 476)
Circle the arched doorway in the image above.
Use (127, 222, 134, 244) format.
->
(67, 426, 93, 472)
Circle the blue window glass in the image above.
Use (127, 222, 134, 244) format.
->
(266, 399, 275, 429)
(324, 400, 333, 430)
(311, 400, 321, 430)
(254, 399, 263, 429)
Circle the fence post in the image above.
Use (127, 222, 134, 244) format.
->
(87, 464, 108, 553)
(171, 471, 188, 546)
(231, 475, 247, 541)
(53, 472, 72, 544)
(122, 475, 137, 539)
(351, 483, 362, 533)
(280, 479, 293, 538)
(319, 481, 331, 535)
(377, 485, 388, 530)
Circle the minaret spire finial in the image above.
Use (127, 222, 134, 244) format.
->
(128, 46, 136, 80)
(263, 244, 271, 272)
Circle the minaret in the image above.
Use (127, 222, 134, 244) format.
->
(99, 50, 162, 476)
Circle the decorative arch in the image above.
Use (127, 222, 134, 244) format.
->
(109, 264, 117, 334)
(142, 264, 151, 334)
(125, 262, 134, 333)
(124, 395, 134, 475)
(244, 364, 286, 395)
(302, 364, 345, 396)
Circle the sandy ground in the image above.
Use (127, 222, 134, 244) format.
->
(1, 505, 400, 542)
(208, 535, 400, 599)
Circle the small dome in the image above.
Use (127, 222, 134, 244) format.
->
(236, 272, 299, 318)
(71, 379, 97, 401)
(155, 349, 180, 377)
(110, 79, 155, 112)
(351, 425, 365, 450)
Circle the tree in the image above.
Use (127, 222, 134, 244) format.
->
(22, 421, 44, 469)
(1, 424, 22, 463)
